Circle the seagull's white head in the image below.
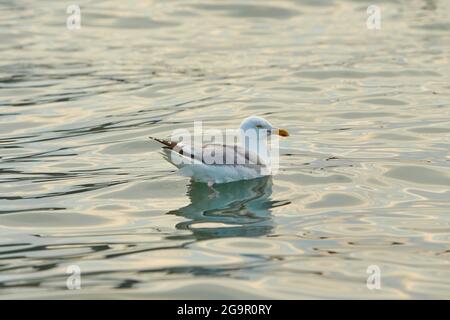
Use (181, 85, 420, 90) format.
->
(239, 116, 289, 137)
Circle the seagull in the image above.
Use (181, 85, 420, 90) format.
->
(150, 116, 289, 185)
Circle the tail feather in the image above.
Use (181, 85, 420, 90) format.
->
(150, 136, 196, 169)
(149, 136, 178, 149)
(150, 137, 190, 169)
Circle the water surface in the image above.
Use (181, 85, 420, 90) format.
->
(0, 0, 450, 299)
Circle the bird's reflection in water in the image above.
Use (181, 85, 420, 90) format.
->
(167, 177, 290, 240)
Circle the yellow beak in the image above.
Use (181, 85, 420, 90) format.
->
(274, 128, 289, 137)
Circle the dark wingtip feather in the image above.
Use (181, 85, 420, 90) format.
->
(149, 137, 178, 149)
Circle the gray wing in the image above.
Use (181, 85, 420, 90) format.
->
(197, 144, 267, 167)
(150, 137, 267, 167)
